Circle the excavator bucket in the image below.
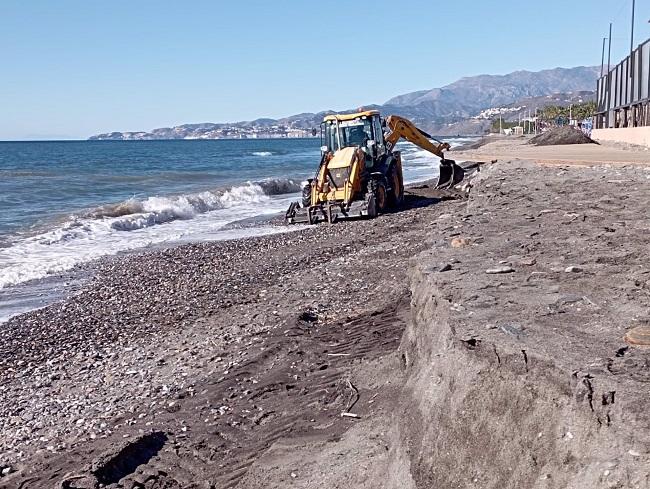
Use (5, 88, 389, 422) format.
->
(435, 159, 465, 189)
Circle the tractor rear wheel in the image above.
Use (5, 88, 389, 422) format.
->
(387, 164, 404, 208)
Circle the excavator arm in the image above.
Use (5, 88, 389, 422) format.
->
(384, 115, 464, 189)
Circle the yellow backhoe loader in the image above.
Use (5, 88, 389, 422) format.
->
(285, 110, 464, 224)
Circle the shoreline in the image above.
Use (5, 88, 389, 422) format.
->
(0, 215, 299, 324)
(0, 162, 452, 324)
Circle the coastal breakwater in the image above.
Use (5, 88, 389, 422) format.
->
(2, 159, 649, 488)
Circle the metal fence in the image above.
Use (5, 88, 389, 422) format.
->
(595, 37, 650, 129)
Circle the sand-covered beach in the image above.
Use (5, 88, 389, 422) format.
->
(2, 137, 650, 488)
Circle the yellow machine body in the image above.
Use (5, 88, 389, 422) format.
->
(312, 147, 363, 205)
(285, 110, 462, 224)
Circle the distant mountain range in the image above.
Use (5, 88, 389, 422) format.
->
(89, 66, 600, 140)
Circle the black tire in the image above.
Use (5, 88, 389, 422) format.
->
(367, 177, 388, 216)
(301, 182, 311, 207)
(365, 191, 377, 218)
(386, 164, 404, 208)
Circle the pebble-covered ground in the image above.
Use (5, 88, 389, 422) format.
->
(0, 182, 467, 488)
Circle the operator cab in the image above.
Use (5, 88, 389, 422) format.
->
(320, 111, 386, 160)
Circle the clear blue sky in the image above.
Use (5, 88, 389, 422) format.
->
(2, 0, 648, 140)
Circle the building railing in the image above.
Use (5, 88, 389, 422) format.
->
(595, 37, 650, 129)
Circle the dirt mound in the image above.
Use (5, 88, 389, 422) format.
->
(529, 126, 596, 146)
(451, 136, 495, 151)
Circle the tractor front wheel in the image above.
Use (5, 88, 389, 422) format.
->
(301, 182, 312, 207)
(366, 178, 388, 218)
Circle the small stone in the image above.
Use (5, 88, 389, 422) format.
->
(450, 237, 470, 248)
(625, 325, 650, 347)
(1, 467, 11, 476)
(565, 266, 582, 273)
(290, 472, 297, 478)
(499, 324, 525, 337)
(486, 266, 514, 274)
(628, 449, 641, 457)
(439, 264, 453, 272)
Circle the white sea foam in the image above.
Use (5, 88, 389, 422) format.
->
(397, 142, 441, 184)
(251, 151, 273, 157)
(398, 137, 473, 184)
(0, 180, 302, 289)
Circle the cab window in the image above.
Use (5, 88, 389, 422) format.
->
(373, 116, 384, 146)
(340, 118, 372, 148)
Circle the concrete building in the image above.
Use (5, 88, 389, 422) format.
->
(593, 37, 650, 147)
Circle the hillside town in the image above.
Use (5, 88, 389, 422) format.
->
(91, 124, 316, 140)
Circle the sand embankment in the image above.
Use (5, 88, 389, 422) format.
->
(1, 146, 650, 488)
(395, 160, 650, 488)
(451, 134, 649, 166)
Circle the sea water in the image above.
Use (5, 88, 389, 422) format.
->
(0, 137, 473, 320)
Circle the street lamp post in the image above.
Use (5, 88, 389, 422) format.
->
(607, 23, 612, 72)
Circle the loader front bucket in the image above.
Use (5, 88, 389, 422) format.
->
(435, 159, 465, 189)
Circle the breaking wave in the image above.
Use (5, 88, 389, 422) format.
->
(0, 177, 304, 289)
(257, 178, 302, 195)
(251, 151, 273, 157)
(83, 178, 303, 232)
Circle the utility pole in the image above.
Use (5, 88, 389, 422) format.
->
(607, 23, 612, 72)
(631, 0, 636, 56)
(601, 37, 607, 76)
(499, 114, 502, 134)
(606, 22, 613, 128)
